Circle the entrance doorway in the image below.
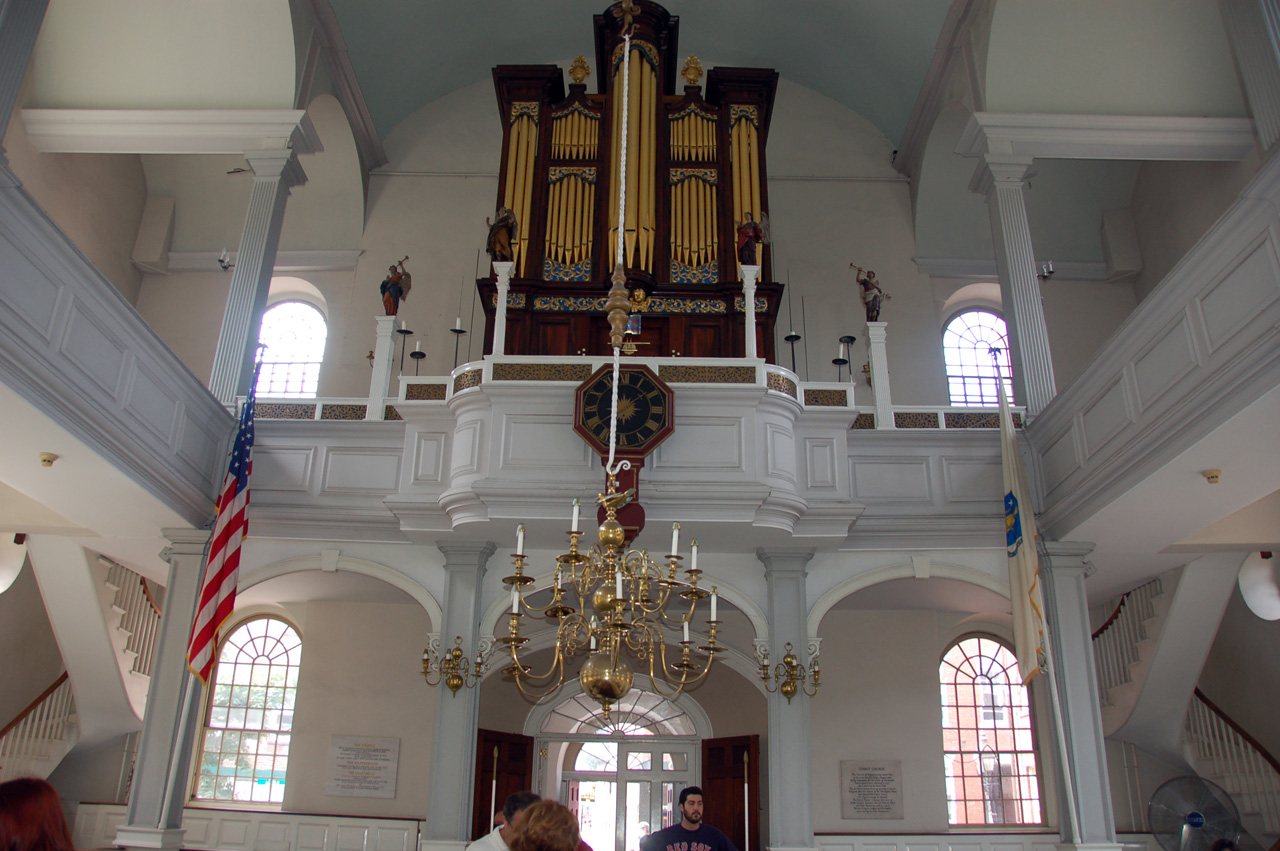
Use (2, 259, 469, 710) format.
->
(561, 738, 697, 851)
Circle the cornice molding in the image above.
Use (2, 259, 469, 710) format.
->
(957, 112, 1257, 161)
(21, 109, 322, 155)
(914, 257, 1108, 281)
(165, 249, 362, 273)
(305, 0, 388, 172)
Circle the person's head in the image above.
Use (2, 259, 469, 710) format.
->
(677, 786, 704, 827)
(494, 812, 507, 830)
(0, 777, 74, 851)
(745, 212, 754, 222)
(866, 271, 876, 280)
(503, 790, 542, 828)
(389, 265, 398, 273)
(510, 800, 579, 851)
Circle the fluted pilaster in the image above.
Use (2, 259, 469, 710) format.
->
(208, 150, 306, 406)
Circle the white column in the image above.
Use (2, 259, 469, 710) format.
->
(208, 150, 307, 407)
(865, 321, 894, 429)
(491, 261, 514, 356)
(365, 315, 398, 420)
(423, 541, 497, 851)
(741, 264, 761, 358)
(757, 548, 817, 851)
(973, 154, 1056, 416)
(116, 529, 211, 851)
(0, 0, 48, 178)
(1039, 542, 1121, 851)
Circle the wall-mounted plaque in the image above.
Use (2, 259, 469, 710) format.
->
(325, 735, 400, 799)
(840, 759, 903, 819)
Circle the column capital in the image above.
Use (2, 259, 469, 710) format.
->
(969, 153, 1036, 196)
(1042, 541, 1096, 574)
(436, 540, 498, 572)
(865, 321, 887, 343)
(740, 264, 761, 287)
(160, 528, 212, 558)
(491, 261, 515, 285)
(756, 547, 815, 576)
(243, 148, 307, 188)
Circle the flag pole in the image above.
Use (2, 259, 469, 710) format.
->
(991, 349, 1080, 845)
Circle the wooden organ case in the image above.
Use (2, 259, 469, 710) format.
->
(479, 1, 782, 361)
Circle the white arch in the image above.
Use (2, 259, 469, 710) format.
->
(478, 573, 769, 644)
(807, 562, 1010, 638)
(521, 677, 714, 739)
(239, 554, 443, 628)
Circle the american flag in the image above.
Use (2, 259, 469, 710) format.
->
(188, 378, 258, 684)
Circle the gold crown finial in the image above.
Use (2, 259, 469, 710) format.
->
(681, 56, 704, 86)
(569, 55, 591, 85)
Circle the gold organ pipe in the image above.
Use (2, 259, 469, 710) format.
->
(699, 177, 709, 265)
(730, 122, 742, 235)
(585, 181, 595, 259)
(681, 178, 690, 265)
(749, 123, 761, 224)
(609, 58, 623, 266)
(625, 51, 640, 267)
(509, 117, 526, 270)
(671, 180, 680, 265)
(644, 62, 657, 271)
(553, 179, 565, 262)
(522, 117, 538, 275)
(571, 174, 582, 263)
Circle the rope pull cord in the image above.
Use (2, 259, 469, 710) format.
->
(605, 31, 634, 481)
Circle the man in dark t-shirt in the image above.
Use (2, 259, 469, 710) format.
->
(641, 786, 738, 851)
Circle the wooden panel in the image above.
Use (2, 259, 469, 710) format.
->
(701, 735, 760, 851)
(472, 729, 535, 840)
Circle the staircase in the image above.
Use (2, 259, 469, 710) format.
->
(1092, 575, 1168, 723)
(0, 672, 78, 781)
(1184, 688, 1280, 844)
(103, 558, 164, 685)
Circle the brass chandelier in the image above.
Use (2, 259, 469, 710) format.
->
(497, 468, 721, 721)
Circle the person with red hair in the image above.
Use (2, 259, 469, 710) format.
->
(0, 777, 74, 851)
(509, 800, 580, 851)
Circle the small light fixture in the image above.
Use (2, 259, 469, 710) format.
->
(38, 452, 59, 467)
(1202, 468, 1222, 484)
(218, 249, 234, 271)
(1038, 261, 1055, 280)
(760, 641, 820, 702)
(422, 636, 484, 696)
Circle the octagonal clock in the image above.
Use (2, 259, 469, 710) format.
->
(573, 364, 675, 459)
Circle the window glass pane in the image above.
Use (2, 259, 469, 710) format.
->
(255, 301, 327, 399)
(194, 617, 302, 805)
(940, 636, 1041, 825)
(943, 310, 1014, 407)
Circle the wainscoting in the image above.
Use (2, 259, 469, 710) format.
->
(70, 804, 420, 851)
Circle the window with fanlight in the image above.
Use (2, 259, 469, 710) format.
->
(943, 310, 1013, 407)
(193, 617, 302, 805)
(940, 635, 1042, 826)
(255, 301, 327, 398)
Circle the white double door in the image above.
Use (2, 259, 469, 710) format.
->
(557, 737, 698, 851)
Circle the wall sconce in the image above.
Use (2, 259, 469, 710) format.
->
(422, 636, 484, 696)
(760, 641, 820, 701)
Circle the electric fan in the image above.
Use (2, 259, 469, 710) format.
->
(1148, 776, 1241, 851)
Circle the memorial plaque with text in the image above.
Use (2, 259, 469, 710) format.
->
(840, 759, 903, 819)
(325, 736, 400, 799)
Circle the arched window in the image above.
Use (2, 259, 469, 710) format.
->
(194, 617, 302, 805)
(943, 310, 1013, 407)
(256, 301, 327, 398)
(940, 635, 1042, 826)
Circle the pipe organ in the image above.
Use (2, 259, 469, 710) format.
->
(483, 1, 782, 360)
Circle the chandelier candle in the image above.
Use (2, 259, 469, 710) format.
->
(572, 498, 580, 531)
(670, 522, 680, 556)
(516, 523, 525, 556)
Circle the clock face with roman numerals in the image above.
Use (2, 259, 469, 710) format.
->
(573, 364, 675, 459)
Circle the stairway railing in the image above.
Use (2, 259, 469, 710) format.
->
(104, 560, 162, 678)
(1090, 577, 1162, 705)
(1187, 688, 1280, 836)
(0, 672, 76, 781)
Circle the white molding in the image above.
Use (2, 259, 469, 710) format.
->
(914, 256, 1109, 280)
(21, 109, 321, 155)
(305, 0, 388, 170)
(956, 112, 1257, 161)
(165, 249, 362, 273)
(893, 0, 986, 176)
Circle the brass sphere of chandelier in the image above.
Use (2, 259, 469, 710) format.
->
(497, 489, 721, 721)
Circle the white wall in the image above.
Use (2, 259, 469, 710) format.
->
(4, 73, 146, 304)
(0, 559, 64, 725)
(284, 600, 438, 819)
(810, 610, 954, 833)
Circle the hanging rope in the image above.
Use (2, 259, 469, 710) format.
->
(605, 31, 634, 480)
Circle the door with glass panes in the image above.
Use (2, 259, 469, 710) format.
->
(559, 738, 697, 851)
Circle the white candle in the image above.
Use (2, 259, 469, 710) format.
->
(670, 522, 680, 555)
(691, 540, 698, 572)
(511, 588, 519, 614)
(711, 590, 718, 621)
(571, 498, 580, 531)
(683, 621, 690, 643)
(554, 569, 561, 590)
(516, 523, 524, 556)
(455, 317, 462, 330)
(590, 633, 597, 650)
(615, 571, 623, 599)
(401, 319, 406, 331)
(415, 341, 421, 352)
(836, 344, 844, 359)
